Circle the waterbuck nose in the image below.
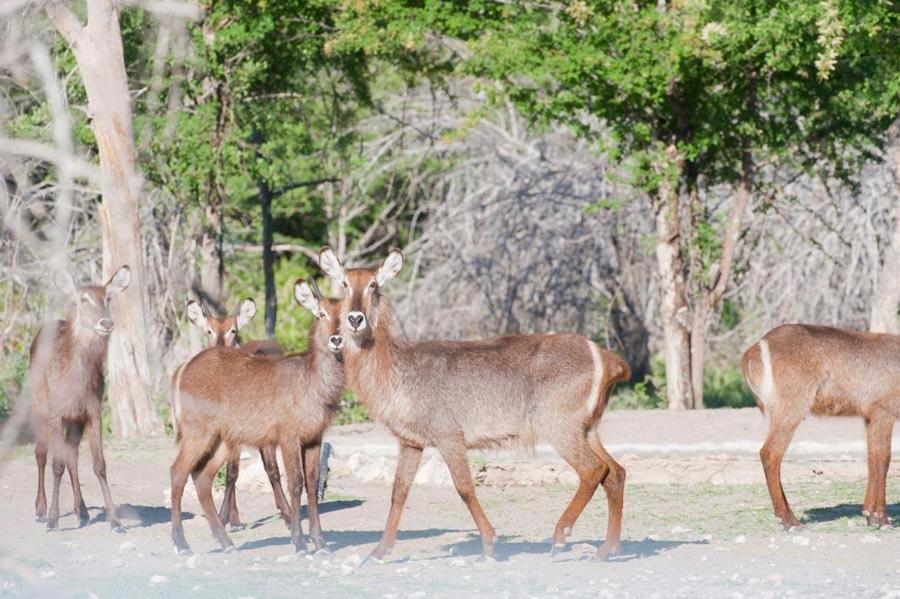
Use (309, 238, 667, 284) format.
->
(329, 335, 343, 349)
(347, 311, 365, 331)
(98, 318, 113, 331)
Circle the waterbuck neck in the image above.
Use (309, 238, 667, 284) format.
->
(343, 298, 399, 414)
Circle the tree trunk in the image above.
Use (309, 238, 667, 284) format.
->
(870, 121, 900, 334)
(653, 148, 693, 410)
(259, 179, 277, 338)
(46, 0, 162, 437)
(198, 202, 225, 307)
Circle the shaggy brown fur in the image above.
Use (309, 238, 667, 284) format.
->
(170, 284, 344, 554)
(29, 266, 131, 532)
(318, 247, 630, 561)
(741, 324, 900, 528)
(182, 298, 290, 529)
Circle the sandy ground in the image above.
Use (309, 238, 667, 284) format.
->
(3, 408, 900, 598)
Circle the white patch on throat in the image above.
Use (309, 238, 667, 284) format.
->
(759, 339, 776, 409)
(586, 339, 604, 413)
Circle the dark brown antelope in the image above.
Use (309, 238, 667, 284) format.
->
(742, 324, 900, 529)
(29, 265, 131, 532)
(170, 281, 344, 554)
(183, 298, 289, 529)
(318, 247, 631, 561)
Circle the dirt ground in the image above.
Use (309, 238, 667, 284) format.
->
(3, 408, 900, 598)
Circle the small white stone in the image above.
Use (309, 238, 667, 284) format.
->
(275, 554, 295, 564)
(791, 536, 810, 546)
(149, 575, 168, 585)
(40, 571, 55, 580)
(118, 541, 136, 552)
(450, 558, 467, 568)
(671, 525, 691, 534)
(734, 535, 746, 544)
(187, 554, 199, 569)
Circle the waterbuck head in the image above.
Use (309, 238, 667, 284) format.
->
(186, 298, 257, 348)
(294, 279, 344, 355)
(55, 265, 131, 337)
(318, 247, 403, 344)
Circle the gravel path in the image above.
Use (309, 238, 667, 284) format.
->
(2, 408, 900, 598)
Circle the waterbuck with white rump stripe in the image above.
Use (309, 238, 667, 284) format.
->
(317, 247, 631, 561)
(741, 324, 900, 529)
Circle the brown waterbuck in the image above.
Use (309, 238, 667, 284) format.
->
(29, 265, 131, 532)
(742, 324, 900, 528)
(318, 247, 631, 561)
(170, 281, 344, 554)
(183, 298, 289, 529)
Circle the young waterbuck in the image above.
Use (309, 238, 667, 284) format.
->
(29, 265, 131, 532)
(170, 282, 344, 554)
(742, 324, 900, 529)
(318, 247, 631, 561)
(183, 298, 289, 529)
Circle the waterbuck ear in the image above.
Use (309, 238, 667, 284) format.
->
(318, 246, 347, 289)
(53, 271, 77, 295)
(105, 265, 131, 295)
(235, 298, 256, 330)
(294, 280, 322, 317)
(376, 249, 403, 286)
(186, 300, 207, 327)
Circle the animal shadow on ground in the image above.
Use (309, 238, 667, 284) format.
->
(81, 504, 195, 529)
(240, 527, 458, 552)
(438, 536, 705, 563)
(802, 503, 900, 525)
(246, 499, 365, 531)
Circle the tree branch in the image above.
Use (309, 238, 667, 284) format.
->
(42, 0, 84, 47)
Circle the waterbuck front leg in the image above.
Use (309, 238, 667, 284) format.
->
(864, 412, 893, 527)
(301, 442, 326, 551)
(280, 441, 308, 553)
(87, 408, 123, 532)
(436, 438, 497, 560)
(34, 439, 48, 522)
(64, 422, 89, 527)
(368, 442, 423, 562)
(261, 444, 291, 525)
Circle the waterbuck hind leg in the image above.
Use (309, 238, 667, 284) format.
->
(369, 443, 423, 562)
(34, 440, 48, 522)
(437, 440, 497, 559)
(759, 414, 802, 529)
(192, 441, 234, 552)
(588, 434, 625, 560)
(864, 413, 894, 527)
(550, 435, 606, 555)
(217, 448, 242, 530)
(302, 442, 326, 550)
(260, 444, 291, 525)
(47, 454, 65, 531)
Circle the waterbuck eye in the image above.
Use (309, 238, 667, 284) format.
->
(368, 280, 377, 290)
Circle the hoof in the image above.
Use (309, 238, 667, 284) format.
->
(223, 545, 237, 554)
(475, 554, 497, 564)
(226, 523, 245, 533)
(46, 520, 59, 532)
(362, 552, 385, 566)
(550, 543, 566, 556)
(314, 548, 332, 557)
(594, 543, 619, 561)
(173, 545, 193, 556)
(35, 516, 47, 523)
(111, 525, 126, 535)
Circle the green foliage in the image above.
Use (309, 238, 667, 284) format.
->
(334, 390, 369, 425)
(703, 364, 756, 409)
(609, 355, 667, 410)
(0, 352, 27, 420)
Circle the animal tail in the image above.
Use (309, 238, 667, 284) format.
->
(740, 342, 765, 416)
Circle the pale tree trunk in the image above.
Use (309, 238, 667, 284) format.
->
(653, 146, 694, 410)
(870, 119, 900, 334)
(689, 157, 753, 407)
(198, 202, 225, 306)
(46, 0, 162, 437)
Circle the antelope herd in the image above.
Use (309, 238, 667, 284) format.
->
(25, 246, 900, 562)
